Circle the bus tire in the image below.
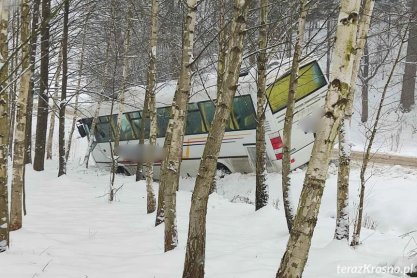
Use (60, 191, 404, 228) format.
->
(216, 163, 231, 179)
(117, 166, 131, 176)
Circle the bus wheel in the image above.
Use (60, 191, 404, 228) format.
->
(216, 164, 231, 179)
(116, 166, 131, 176)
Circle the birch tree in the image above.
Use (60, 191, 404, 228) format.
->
(182, 1, 251, 276)
(281, 0, 307, 231)
(0, 3, 10, 252)
(255, 0, 269, 211)
(400, 0, 417, 112)
(144, 0, 159, 214)
(10, 0, 32, 231)
(161, 0, 198, 252)
(277, 1, 362, 276)
(335, 0, 374, 241)
(46, 49, 62, 160)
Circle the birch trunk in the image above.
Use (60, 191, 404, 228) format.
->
(281, 0, 307, 231)
(58, 0, 69, 177)
(182, 1, 250, 276)
(361, 44, 369, 123)
(46, 49, 62, 160)
(277, 1, 362, 276)
(161, 0, 197, 252)
(400, 0, 417, 112)
(335, 0, 374, 241)
(145, 0, 159, 214)
(0, 10, 10, 252)
(10, 0, 32, 231)
(24, 0, 41, 165)
(9, 12, 19, 156)
(135, 90, 148, 181)
(255, 0, 268, 211)
(33, 0, 51, 171)
(351, 36, 405, 247)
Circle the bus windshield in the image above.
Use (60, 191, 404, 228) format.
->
(266, 61, 327, 114)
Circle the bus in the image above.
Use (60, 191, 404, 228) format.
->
(76, 57, 328, 177)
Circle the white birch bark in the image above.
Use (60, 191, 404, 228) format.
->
(335, 0, 375, 241)
(145, 0, 158, 214)
(182, 1, 250, 276)
(255, 0, 269, 211)
(281, 0, 307, 231)
(0, 9, 10, 252)
(277, 1, 362, 276)
(46, 49, 62, 160)
(10, 0, 31, 231)
(161, 0, 197, 252)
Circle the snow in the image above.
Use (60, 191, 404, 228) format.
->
(1, 160, 417, 277)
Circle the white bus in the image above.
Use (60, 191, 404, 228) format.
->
(76, 57, 328, 177)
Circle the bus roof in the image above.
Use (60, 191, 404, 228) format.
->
(79, 56, 318, 118)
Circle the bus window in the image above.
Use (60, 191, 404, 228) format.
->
(266, 61, 327, 114)
(198, 100, 234, 131)
(128, 112, 150, 139)
(120, 114, 136, 140)
(231, 95, 256, 130)
(186, 103, 207, 135)
(96, 121, 112, 143)
(157, 107, 170, 137)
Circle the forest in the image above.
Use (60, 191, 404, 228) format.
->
(1, 0, 417, 277)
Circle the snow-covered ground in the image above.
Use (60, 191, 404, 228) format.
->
(1, 160, 417, 277)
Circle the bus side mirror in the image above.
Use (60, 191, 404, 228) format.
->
(76, 121, 87, 138)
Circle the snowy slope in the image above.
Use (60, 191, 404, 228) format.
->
(1, 161, 417, 277)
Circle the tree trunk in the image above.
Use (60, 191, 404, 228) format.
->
(351, 36, 405, 247)
(361, 44, 369, 123)
(182, 1, 250, 277)
(281, 0, 307, 231)
(276, 1, 362, 277)
(9, 11, 19, 157)
(161, 0, 198, 252)
(33, 0, 51, 172)
(335, 0, 374, 241)
(46, 49, 62, 160)
(255, 0, 269, 211)
(10, 0, 32, 232)
(58, 0, 69, 177)
(24, 0, 41, 165)
(0, 10, 10, 252)
(144, 0, 159, 214)
(400, 0, 417, 112)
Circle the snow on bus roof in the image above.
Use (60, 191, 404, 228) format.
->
(80, 56, 317, 118)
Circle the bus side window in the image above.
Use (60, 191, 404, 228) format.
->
(232, 95, 256, 130)
(198, 100, 234, 132)
(127, 111, 144, 139)
(96, 117, 112, 143)
(157, 107, 170, 137)
(120, 114, 136, 141)
(185, 103, 207, 135)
